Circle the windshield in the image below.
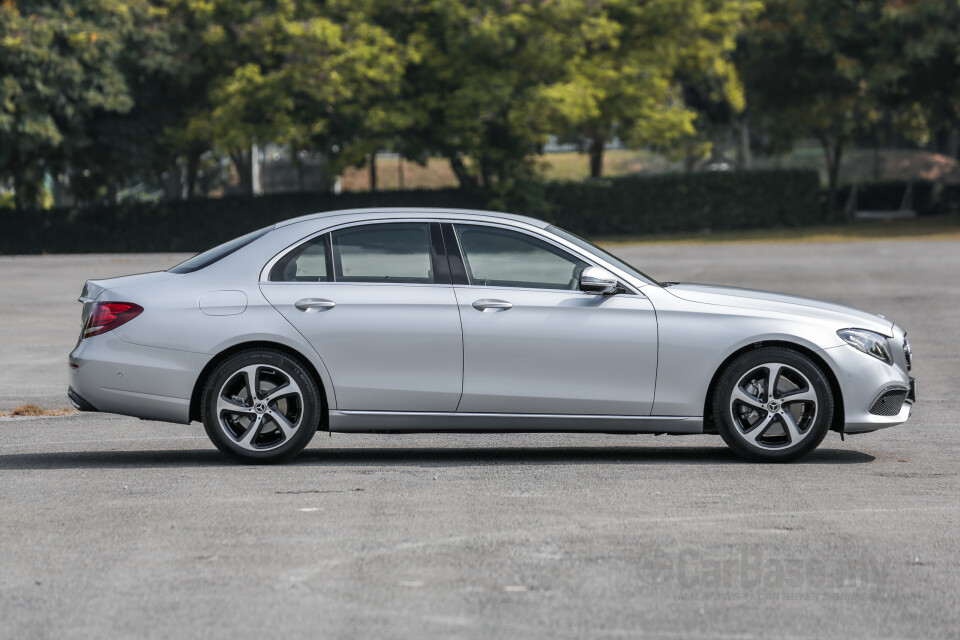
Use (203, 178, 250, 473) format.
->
(547, 225, 660, 286)
(169, 227, 271, 274)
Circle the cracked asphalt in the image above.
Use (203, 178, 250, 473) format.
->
(1, 238, 958, 639)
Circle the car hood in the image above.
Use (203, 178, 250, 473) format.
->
(662, 283, 894, 335)
(80, 271, 181, 302)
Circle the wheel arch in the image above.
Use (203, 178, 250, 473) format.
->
(189, 340, 330, 430)
(702, 340, 844, 434)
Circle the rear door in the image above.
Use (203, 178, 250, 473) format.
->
(447, 221, 658, 416)
(260, 220, 463, 412)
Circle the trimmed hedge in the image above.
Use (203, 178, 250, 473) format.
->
(543, 170, 823, 236)
(1, 169, 822, 254)
(835, 180, 960, 216)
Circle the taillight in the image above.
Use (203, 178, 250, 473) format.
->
(83, 302, 143, 338)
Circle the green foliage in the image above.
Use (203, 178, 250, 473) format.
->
(737, 0, 960, 214)
(739, 1, 887, 141)
(543, 0, 762, 171)
(370, 0, 586, 189)
(377, 0, 761, 184)
(876, 0, 960, 134)
(737, 0, 898, 214)
(0, 0, 144, 205)
(4, 0, 955, 216)
(0, 170, 824, 254)
(175, 0, 411, 184)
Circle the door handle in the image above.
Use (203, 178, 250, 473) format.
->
(295, 298, 336, 312)
(472, 299, 513, 312)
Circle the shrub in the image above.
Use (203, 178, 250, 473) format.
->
(0, 169, 823, 254)
(835, 180, 960, 216)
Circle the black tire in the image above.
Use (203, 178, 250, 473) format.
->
(201, 349, 321, 464)
(713, 347, 834, 462)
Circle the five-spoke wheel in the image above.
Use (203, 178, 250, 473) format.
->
(202, 350, 321, 463)
(714, 347, 833, 461)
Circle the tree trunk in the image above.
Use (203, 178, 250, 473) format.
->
(589, 134, 605, 178)
(735, 119, 752, 170)
(398, 157, 405, 190)
(185, 150, 201, 200)
(477, 157, 494, 189)
(947, 130, 959, 161)
(12, 173, 26, 211)
(229, 149, 254, 196)
(684, 140, 698, 173)
(821, 136, 844, 219)
(448, 155, 478, 191)
(872, 137, 881, 182)
(368, 154, 377, 192)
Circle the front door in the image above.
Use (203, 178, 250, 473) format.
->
(261, 221, 463, 412)
(449, 222, 658, 416)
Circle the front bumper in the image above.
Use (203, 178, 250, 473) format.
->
(820, 343, 915, 434)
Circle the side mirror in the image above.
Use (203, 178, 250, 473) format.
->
(579, 266, 619, 295)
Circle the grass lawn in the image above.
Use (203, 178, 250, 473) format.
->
(596, 214, 960, 246)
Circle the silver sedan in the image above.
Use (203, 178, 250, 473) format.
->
(68, 208, 915, 463)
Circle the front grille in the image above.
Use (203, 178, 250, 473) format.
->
(870, 389, 908, 416)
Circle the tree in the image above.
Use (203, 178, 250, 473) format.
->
(171, 0, 408, 195)
(0, 0, 140, 207)
(65, 1, 200, 203)
(540, 0, 761, 177)
(365, 0, 587, 192)
(737, 0, 906, 216)
(877, 0, 960, 159)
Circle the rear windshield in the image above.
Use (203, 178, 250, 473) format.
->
(169, 227, 271, 274)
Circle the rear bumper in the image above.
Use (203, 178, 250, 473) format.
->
(67, 387, 98, 412)
(69, 333, 208, 424)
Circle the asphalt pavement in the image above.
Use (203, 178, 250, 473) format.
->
(1, 239, 957, 639)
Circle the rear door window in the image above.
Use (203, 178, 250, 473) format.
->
(269, 236, 330, 282)
(331, 223, 434, 284)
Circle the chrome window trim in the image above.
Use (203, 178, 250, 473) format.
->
(451, 283, 622, 297)
(261, 281, 452, 289)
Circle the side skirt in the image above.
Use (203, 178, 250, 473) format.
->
(328, 410, 703, 434)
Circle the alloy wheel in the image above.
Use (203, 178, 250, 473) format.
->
(728, 362, 818, 450)
(216, 363, 304, 451)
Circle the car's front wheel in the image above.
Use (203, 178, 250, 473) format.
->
(713, 347, 834, 462)
(201, 349, 321, 463)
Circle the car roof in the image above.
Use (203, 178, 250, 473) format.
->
(274, 207, 549, 230)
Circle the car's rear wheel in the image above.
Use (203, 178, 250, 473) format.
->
(201, 349, 320, 464)
(713, 347, 833, 462)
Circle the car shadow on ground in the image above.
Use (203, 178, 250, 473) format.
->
(0, 446, 875, 470)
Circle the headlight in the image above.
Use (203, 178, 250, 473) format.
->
(837, 328, 892, 364)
